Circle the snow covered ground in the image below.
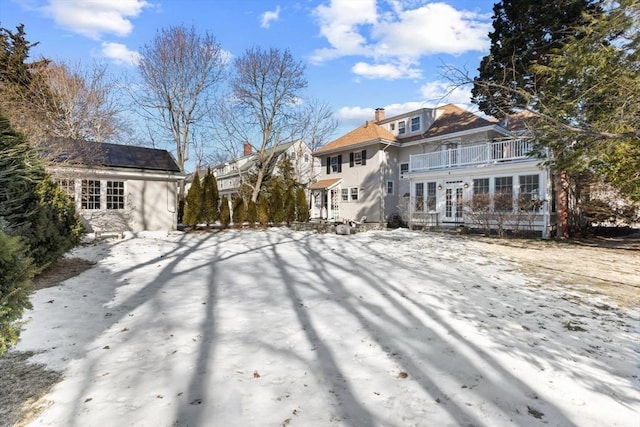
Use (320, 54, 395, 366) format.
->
(15, 229, 640, 427)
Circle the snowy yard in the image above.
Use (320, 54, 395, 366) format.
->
(12, 229, 640, 426)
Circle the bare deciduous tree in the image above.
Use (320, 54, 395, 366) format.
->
(136, 25, 227, 178)
(229, 47, 307, 203)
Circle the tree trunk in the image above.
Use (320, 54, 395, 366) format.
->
(555, 170, 569, 239)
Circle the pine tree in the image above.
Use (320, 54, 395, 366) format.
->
(183, 171, 203, 228)
(201, 168, 220, 229)
(258, 196, 269, 226)
(219, 195, 230, 228)
(232, 197, 246, 228)
(246, 199, 258, 227)
(269, 182, 285, 224)
(295, 187, 309, 222)
(284, 185, 295, 225)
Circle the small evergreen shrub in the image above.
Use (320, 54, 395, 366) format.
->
(295, 187, 309, 222)
(201, 169, 220, 228)
(0, 231, 34, 356)
(246, 199, 258, 227)
(258, 196, 269, 226)
(183, 171, 203, 228)
(284, 186, 295, 225)
(219, 195, 231, 228)
(232, 197, 246, 227)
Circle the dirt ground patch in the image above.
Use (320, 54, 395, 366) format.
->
(32, 258, 95, 291)
(466, 234, 640, 308)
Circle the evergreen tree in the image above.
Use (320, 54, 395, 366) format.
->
(258, 195, 269, 226)
(284, 185, 295, 225)
(295, 187, 310, 222)
(219, 195, 231, 228)
(183, 171, 203, 228)
(246, 199, 258, 227)
(201, 168, 220, 228)
(232, 197, 246, 228)
(472, 0, 603, 118)
(269, 181, 285, 224)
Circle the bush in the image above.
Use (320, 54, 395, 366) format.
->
(246, 199, 258, 227)
(295, 187, 309, 222)
(0, 231, 34, 356)
(232, 197, 246, 227)
(258, 196, 269, 226)
(183, 171, 203, 228)
(219, 195, 230, 228)
(284, 186, 295, 225)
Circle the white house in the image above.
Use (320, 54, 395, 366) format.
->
(312, 105, 552, 237)
(49, 142, 186, 233)
(211, 140, 319, 199)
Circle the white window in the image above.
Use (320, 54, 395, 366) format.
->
(387, 181, 394, 195)
(57, 179, 75, 199)
(411, 116, 420, 132)
(331, 156, 338, 172)
(400, 163, 409, 180)
(81, 180, 101, 210)
(390, 123, 395, 131)
(350, 187, 359, 201)
(290, 152, 296, 160)
(304, 153, 309, 162)
(353, 151, 362, 165)
(106, 181, 125, 210)
(341, 188, 349, 201)
(398, 120, 406, 135)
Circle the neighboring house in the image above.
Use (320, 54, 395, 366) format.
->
(312, 104, 552, 237)
(210, 140, 318, 200)
(49, 142, 186, 233)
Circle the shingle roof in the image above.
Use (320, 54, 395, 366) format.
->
(309, 178, 342, 190)
(314, 121, 396, 154)
(420, 104, 496, 139)
(52, 140, 182, 172)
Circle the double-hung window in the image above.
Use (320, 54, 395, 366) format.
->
(398, 120, 406, 135)
(341, 188, 349, 201)
(326, 155, 342, 174)
(350, 187, 359, 201)
(519, 174, 540, 211)
(349, 150, 367, 167)
(426, 182, 437, 211)
(494, 176, 513, 211)
(411, 116, 420, 132)
(400, 163, 409, 180)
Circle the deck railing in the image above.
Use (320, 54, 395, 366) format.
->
(409, 138, 534, 172)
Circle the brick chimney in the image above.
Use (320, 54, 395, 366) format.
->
(374, 108, 385, 123)
(243, 142, 252, 156)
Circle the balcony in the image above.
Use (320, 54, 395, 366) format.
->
(409, 138, 534, 173)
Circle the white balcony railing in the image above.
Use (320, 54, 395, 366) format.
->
(409, 138, 534, 173)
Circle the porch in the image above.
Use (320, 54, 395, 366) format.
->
(409, 138, 534, 173)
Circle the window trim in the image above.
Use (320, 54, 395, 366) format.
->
(410, 116, 420, 132)
(400, 162, 409, 180)
(386, 180, 394, 195)
(350, 187, 359, 201)
(398, 120, 406, 135)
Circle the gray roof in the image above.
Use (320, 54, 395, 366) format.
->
(52, 140, 182, 172)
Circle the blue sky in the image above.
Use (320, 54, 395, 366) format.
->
(2, 0, 496, 139)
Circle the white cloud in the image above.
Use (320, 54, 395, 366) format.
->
(419, 80, 477, 111)
(310, 0, 378, 63)
(44, 0, 149, 39)
(101, 42, 141, 66)
(260, 6, 281, 29)
(352, 61, 421, 80)
(311, 0, 491, 80)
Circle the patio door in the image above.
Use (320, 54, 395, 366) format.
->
(444, 184, 464, 222)
(330, 189, 340, 220)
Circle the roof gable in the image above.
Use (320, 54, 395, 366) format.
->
(315, 121, 396, 154)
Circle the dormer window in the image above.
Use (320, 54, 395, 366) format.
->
(411, 116, 420, 132)
(398, 120, 406, 135)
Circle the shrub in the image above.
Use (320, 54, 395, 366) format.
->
(183, 171, 203, 228)
(284, 186, 295, 225)
(0, 231, 34, 356)
(232, 197, 246, 227)
(258, 196, 269, 226)
(201, 169, 219, 228)
(246, 199, 258, 227)
(219, 195, 230, 228)
(295, 187, 309, 222)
